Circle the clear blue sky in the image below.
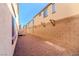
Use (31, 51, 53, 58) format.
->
(19, 3, 48, 27)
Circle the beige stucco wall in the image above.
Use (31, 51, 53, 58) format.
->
(51, 3, 79, 21)
(0, 4, 18, 56)
(33, 3, 79, 25)
(26, 20, 34, 33)
(26, 3, 79, 55)
(27, 3, 79, 34)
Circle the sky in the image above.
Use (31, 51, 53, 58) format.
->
(19, 3, 48, 28)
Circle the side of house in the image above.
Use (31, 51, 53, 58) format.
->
(0, 3, 19, 56)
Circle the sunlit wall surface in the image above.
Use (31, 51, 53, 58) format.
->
(25, 3, 79, 55)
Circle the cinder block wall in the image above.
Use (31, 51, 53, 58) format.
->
(26, 3, 79, 55)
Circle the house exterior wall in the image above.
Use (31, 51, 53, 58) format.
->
(7, 3, 19, 30)
(33, 3, 79, 25)
(26, 3, 79, 55)
(0, 3, 19, 56)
